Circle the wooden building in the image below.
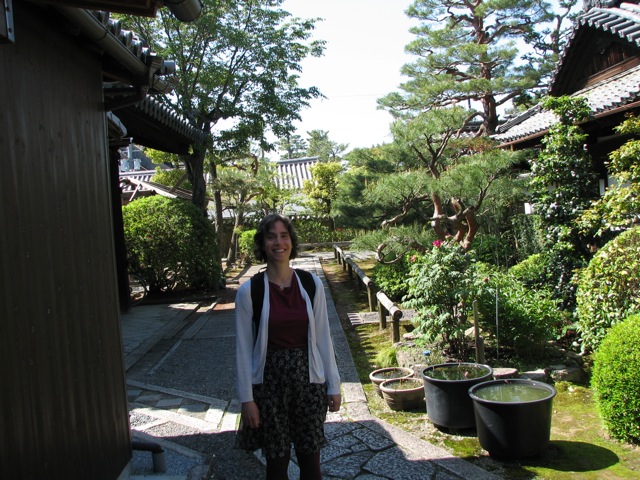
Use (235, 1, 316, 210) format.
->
(1, 1, 203, 478)
(494, 0, 640, 190)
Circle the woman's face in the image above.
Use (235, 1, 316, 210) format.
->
(264, 220, 292, 263)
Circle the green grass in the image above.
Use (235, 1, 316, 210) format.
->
(322, 259, 640, 480)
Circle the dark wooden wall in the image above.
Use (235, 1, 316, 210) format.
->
(0, 4, 131, 478)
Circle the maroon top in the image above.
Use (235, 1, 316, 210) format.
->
(268, 277, 309, 349)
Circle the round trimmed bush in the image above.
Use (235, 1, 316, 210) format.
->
(576, 226, 640, 352)
(238, 229, 257, 264)
(592, 314, 640, 444)
(123, 196, 221, 292)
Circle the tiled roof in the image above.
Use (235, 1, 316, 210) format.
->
(274, 157, 320, 189)
(119, 174, 194, 202)
(494, 3, 640, 145)
(552, 2, 640, 87)
(59, 7, 206, 152)
(113, 95, 208, 149)
(493, 63, 640, 143)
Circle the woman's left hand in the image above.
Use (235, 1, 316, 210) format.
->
(327, 394, 342, 412)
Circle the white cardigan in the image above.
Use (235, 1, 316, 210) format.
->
(235, 270, 341, 404)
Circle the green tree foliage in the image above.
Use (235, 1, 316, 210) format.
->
(277, 134, 308, 160)
(578, 115, 640, 239)
(306, 129, 349, 161)
(253, 161, 295, 216)
(379, 0, 569, 134)
(575, 226, 640, 353)
(381, 108, 523, 251)
(334, 144, 409, 229)
(302, 161, 343, 218)
(213, 152, 293, 264)
(152, 167, 193, 191)
(144, 147, 180, 167)
(214, 156, 261, 264)
(120, 1, 325, 215)
(528, 96, 599, 308)
(123, 196, 221, 292)
(592, 313, 640, 444)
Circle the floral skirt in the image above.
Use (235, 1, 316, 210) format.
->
(254, 347, 328, 459)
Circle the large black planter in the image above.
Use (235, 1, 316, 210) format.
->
(469, 379, 557, 458)
(421, 363, 493, 430)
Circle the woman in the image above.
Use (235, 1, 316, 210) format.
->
(235, 214, 342, 480)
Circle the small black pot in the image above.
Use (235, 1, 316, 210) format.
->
(469, 379, 557, 458)
(421, 363, 493, 430)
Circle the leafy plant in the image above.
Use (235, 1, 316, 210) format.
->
(373, 254, 416, 302)
(578, 115, 640, 240)
(374, 347, 398, 368)
(528, 96, 599, 308)
(403, 241, 476, 358)
(123, 196, 221, 292)
(474, 262, 562, 358)
(575, 226, 640, 353)
(508, 253, 549, 290)
(592, 313, 640, 444)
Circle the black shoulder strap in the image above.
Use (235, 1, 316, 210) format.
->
(250, 270, 265, 329)
(250, 268, 316, 335)
(295, 268, 317, 305)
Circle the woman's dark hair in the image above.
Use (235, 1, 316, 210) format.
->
(253, 214, 299, 262)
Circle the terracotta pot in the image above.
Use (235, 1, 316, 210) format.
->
(380, 377, 425, 411)
(369, 367, 414, 397)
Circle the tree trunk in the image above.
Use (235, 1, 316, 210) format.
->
(226, 210, 244, 265)
(185, 149, 207, 213)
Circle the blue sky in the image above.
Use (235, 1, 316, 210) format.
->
(281, 0, 416, 153)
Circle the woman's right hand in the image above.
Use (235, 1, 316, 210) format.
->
(241, 401, 260, 428)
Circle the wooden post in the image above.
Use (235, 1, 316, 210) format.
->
(366, 282, 375, 312)
(377, 301, 387, 329)
(376, 291, 403, 342)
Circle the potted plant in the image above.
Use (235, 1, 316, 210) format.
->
(379, 377, 425, 411)
(369, 367, 413, 397)
(421, 362, 493, 430)
(468, 378, 557, 458)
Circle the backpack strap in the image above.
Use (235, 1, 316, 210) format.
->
(250, 268, 317, 342)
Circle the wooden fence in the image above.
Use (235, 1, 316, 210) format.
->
(334, 245, 403, 343)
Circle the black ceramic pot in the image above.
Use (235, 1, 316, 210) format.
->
(468, 379, 557, 458)
(421, 363, 493, 430)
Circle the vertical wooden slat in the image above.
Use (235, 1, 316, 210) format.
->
(1, 4, 131, 478)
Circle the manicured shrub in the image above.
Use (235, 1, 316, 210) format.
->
(291, 218, 330, 243)
(238, 229, 257, 264)
(291, 218, 358, 244)
(592, 314, 640, 444)
(576, 226, 640, 353)
(123, 196, 221, 292)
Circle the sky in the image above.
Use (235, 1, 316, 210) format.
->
(281, 0, 417, 153)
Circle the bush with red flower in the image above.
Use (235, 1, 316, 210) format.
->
(403, 240, 477, 358)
